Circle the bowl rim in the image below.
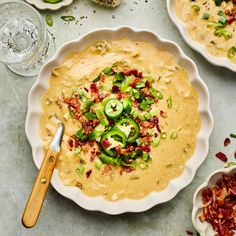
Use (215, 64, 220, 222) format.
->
(192, 166, 236, 235)
(167, 0, 236, 73)
(25, 0, 73, 10)
(25, 25, 214, 214)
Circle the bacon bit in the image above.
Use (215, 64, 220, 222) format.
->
(130, 78, 141, 88)
(228, 16, 235, 24)
(64, 96, 80, 110)
(116, 92, 126, 100)
(145, 80, 151, 88)
(67, 138, 74, 149)
(131, 69, 138, 77)
(215, 152, 228, 162)
(86, 169, 92, 178)
(224, 138, 231, 147)
(199, 174, 236, 236)
(101, 139, 111, 148)
(138, 71, 143, 78)
(112, 85, 120, 93)
(120, 166, 134, 175)
(186, 230, 193, 235)
(151, 116, 162, 133)
(225, 9, 231, 15)
(139, 144, 151, 153)
(90, 83, 99, 93)
(100, 74, 106, 83)
(84, 87, 89, 92)
(102, 164, 113, 175)
(123, 67, 133, 76)
(160, 110, 167, 118)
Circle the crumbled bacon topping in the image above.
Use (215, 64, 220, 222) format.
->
(86, 169, 92, 178)
(215, 152, 228, 162)
(90, 83, 99, 93)
(224, 138, 231, 147)
(101, 139, 111, 149)
(199, 174, 236, 236)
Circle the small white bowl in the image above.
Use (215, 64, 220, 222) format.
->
(167, 0, 236, 72)
(25, 0, 73, 10)
(192, 166, 236, 235)
(25, 26, 213, 214)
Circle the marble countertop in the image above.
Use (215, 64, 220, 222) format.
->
(0, 0, 236, 235)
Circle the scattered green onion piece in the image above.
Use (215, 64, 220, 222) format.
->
(131, 88, 141, 99)
(95, 160, 103, 170)
(94, 103, 109, 126)
(103, 67, 113, 75)
(135, 138, 142, 146)
(46, 15, 53, 27)
(214, 29, 232, 40)
(191, 4, 200, 13)
(144, 113, 151, 120)
(138, 161, 148, 169)
(121, 76, 132, 93)
(142, 153, 150, 162)
(167, 96, 173, 109)
(76, 129, 88, 142)
(74, 147, 81, 156)
(207, 21, 224, 29)
(140, 99, 148, 111)
(227, 47, 236, 59)
(225, 162, 236, 168)
(161, 132, 167, 139)
(61, 16, 76, 22)
(202, 12, 210, 20)
(114, 72, 126, 83)
(89, 124, 106, 140)
(84, 112, 96, 120)
(217, 10, 224, 16)
(93, 75, 100, 83)
(143, 75, 155, 82)
(76, 164, 85, 175)
(136, 81, 146, 89)
(170, 131, 177, 140)
(230, 133, 236, 138)
(152, 136, 161, 147)
(219, 16, 227, 26)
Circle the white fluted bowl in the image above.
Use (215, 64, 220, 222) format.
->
(25, 0, 73, 10)
(167, 0, 236, 72)
(25, 26, 213, 214)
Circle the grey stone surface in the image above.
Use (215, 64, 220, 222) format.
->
(0, 0, 236, 235)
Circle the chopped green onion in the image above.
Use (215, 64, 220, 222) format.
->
(76, 164, 85, 175)
(143, 75, 155, 82)
(61, 16, 76, 22)
(202, 12, 210, 20)
(103, 67, 113, 75)
(138, 161, 148, 169)
(93, 75, 100, 83)
(46, 15, 53, 27)
(170, 131, 177, 140)
(84, 112, 96, 120)
(139, 99, 148, 111)
(114, 72, 126, 83)
(142, 153, 150, 162)
(74, 147, 81, 156)
(95, 160, 103, 170)
(230, 133, 236, 138)
(227, 46, 236, 59)
(135, 138, 142, 146)
(144, 113, 151, 120)
(167, 96, 173, 109)
(89, 124, 105, 140)
(136, 81, 146, 89)
(161, 132, 167, 139)
(94, 103, 109, 126)
(76, 129, 88, 142)
(131, 88, 141, 99)
(225, 162, 236, 168)
(152, 136, 161, 147)
(191, 4, 200, 13)
(214, 29, 232, 40)
(219, 16, 227, 26)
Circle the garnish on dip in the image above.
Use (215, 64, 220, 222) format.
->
(63, 65, 165, 169)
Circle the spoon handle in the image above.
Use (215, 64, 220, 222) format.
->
(22, 149, 59, 228)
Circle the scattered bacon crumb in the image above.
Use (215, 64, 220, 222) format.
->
(102, 164, 113, 175)
(112, 85, 120, 93)
(90, 83, 99, 93)
(86, 169, 92, 178)
(186, 230, 193, 235)
(215, 152, 228, 162)
(101, 139, 111, 149)
(160, 110, 167, 118)
(199, 174, 236, 236)
(139, 144, 151, 153)
(224, 138, 231, 147)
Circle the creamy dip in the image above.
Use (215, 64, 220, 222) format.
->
(40, 38, 201, 201)
(174, 0, 236, 63)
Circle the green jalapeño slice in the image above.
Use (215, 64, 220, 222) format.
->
(101, 130, 127, 157)
(104, 99, 123, 119)
(114, 118, 140, 143)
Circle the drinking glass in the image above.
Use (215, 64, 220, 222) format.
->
(0, 1, 55, 77)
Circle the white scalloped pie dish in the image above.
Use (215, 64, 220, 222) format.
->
(167, 0, 236, 72)
(25, 0, 73, 10)
(25, 26, 213, 214)
(192, 166, 236, 236)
